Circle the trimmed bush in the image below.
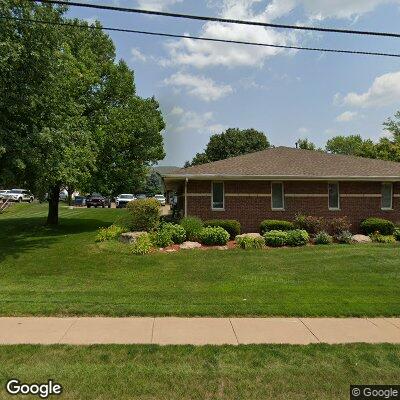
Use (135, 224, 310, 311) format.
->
(179, 217, 203, 241)
(150, 229, 173, 248)
(95, 225, 127, 242)
(260, 219, 294, 235)
(236, 236, 264, 250)
(204, 219, 241, 239)
(161, 223, 186, 244)
(330, 217, 351, 235)
(369, 232, 396, 244)
(286, 229, 309, 247)
(294, 214, 326, 235)
(314, 231, 333, 245)
(126, 198, 160, 232)
(132, 233, 153, 255)
(198, 226, 230, 246)
(336, 230, 353, 244)
(360, 218, 395, 235)
(394, 227, 400, 241)
(264, 230, 288, 247)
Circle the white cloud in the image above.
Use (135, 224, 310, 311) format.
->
(162, 0, 400, 68)
(164, 72, 233, 101)
(165, 107, 226, 134)
(336, 111, 358, 122)
(298, 127, 309, 134)
(135, 0, 182, 11)
(131, 48, 147, 62)
(163, 1, 297, 68)
(342, 70, 400, 108)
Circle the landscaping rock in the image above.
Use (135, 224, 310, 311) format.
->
(119, 231, 147, 244)
(235, 233, 263, 240)
(180, 241, 202, 250)
(352, 234, 372, 243)
(215, 246, 229, 250)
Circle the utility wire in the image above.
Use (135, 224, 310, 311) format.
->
(30, 0, 400, 39)
(2, 15, 400, 58)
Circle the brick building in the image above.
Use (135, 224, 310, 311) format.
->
(162, 147, 400, 232)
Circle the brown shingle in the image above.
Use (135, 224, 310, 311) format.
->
(166, 147, 400, 179)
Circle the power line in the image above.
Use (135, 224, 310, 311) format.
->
(2, 15, 400, 58)
(30, 0, 400, 39)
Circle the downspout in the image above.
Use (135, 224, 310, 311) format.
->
(184, 178, 188, 217)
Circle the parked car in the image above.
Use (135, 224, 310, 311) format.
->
(0, 190, 9, 201)
(116, 194, 135, 208)
(4, 189, 34, 203)
(86, 193, 111, 208)
(154, 194, 166, 206)
(136, 194, 147, 200)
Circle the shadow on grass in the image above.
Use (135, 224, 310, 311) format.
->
(0, 216, 111, 262)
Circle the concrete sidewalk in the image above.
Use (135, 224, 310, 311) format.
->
(0, 317, 399, 345)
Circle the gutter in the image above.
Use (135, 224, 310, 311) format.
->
(162, 174, 400, 182)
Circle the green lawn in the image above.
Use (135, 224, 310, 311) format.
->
(0, 344, 399, 399)
(0, 203, 399, 317)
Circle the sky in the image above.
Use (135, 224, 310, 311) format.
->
(67, 0, 400, 167)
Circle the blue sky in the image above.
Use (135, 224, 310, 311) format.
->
(67, 0, 400, 167)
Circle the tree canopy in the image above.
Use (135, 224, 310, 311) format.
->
(185, 128, 270, 167)
(0, 1, 165, 224)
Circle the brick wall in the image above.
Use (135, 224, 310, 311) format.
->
(182, 180, 400, 233)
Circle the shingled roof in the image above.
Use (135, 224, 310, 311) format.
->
(164, 147, 400, 180)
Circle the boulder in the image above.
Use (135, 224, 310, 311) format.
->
(352, 234, 372, 243)
(119, 231, 147, 244)
(179, 241, 202, 250)
(235, 233, 263, 240)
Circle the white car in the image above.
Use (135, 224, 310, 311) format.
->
(154, 194, 166, 206)
(116, 194, 136, 208)
(4, 189, 34, 203)
(0, 190, 9, 201)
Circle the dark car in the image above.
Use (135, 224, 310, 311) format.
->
(86, 193, 111, 208)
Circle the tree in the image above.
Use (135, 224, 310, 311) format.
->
(0, 2, 165, 224)
(142, 170, 163, 197)
(296, 138, 316, 150)
(186, 128, 269, 166)
(383, 111, 400, 142)
(325, 135, 376, 158)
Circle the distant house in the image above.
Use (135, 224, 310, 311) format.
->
(162, 147, 400, 232)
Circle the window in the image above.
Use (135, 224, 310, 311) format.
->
(328, 183, 340, 210)
(381, 183, 393, 210)
(271, 182, 284, 210)
(212, 182, 224, 210)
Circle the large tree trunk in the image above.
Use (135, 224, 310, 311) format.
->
(47, 184, 60, 225)
(67, 186, 74, 206)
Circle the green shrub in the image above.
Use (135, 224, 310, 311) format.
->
(369, 232, 396, 243)
(336, 230, 353, 244)
(150, 229, 173, 248)
(314, 231, 333, 245)
(394, 227, 400, 241)
(180, 216, 203, 241)
(260, 219, 294, 235)
(126, 199, 160, 232)
(161, 223, 186, 244)
(198, 226, 230, 245)
(95, 225, 126, 242)
(286, 229, 309, 247)
(264, 230, 288, 247)
(204, 219, 241, 239)
(236, 236, 264, 250)
(330, 217, 351, 235)
(294, 214, 326, 235)
(360, 218, 395, 235)
(131, 233, 153, 255)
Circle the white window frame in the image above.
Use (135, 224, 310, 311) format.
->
(381, 182, 393, 210)
(271, 182, 285, 211)
(211, 181, 225, 211)
(328, 182, 340, 211)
